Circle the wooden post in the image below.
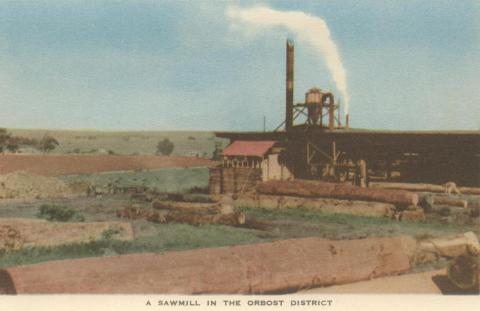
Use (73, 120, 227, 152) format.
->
(360, 159, 367, 188)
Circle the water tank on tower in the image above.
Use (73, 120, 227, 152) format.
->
(305, 88, 322, 126)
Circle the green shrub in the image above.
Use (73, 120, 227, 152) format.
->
(156, 138, 174, 155)
(101, 226, 124, 240)
(38, 204, 85, 222)
(187, 186, 209, 194)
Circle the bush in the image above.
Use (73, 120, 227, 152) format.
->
(156, 138, 174, 155)
(187, 186, 209, 194)
(38, 135, 59, 153)
(6, 136, 20, 153)
(101, 226, 124, 240)
(38, 204, 85, 222)
(211, 142, 223, 160)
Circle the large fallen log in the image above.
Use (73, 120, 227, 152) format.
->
(1, 236, 413, 294)
(458, 187, 480, 195)
(418, 232, 480, 258)
(165, 211, 246, 226)
(397, 209, 426, 222)
(152, 200, 222, 214)
(235, 194, 395, 218)
(117, 206, 245, 226)
(0, 218, 133, 251)
(370, 182, 445, 193)
(426, 205, 466, 217)
(432, 196, 468, 209)
(257, 180, 418, 206)
(370, 182, 480, 195)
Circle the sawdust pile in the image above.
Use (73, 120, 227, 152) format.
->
(0, 218, 134, 250)
(0, 171, 75, 200)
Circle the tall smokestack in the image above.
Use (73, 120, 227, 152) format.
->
(345, 113, 350, 129)
(285, 39, 294, 131)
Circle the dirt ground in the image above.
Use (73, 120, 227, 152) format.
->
(300, 269, 446, 294)
(0, 154, 216, 176)
(0, 218, 133, 250)
(300, 268, 479, 294)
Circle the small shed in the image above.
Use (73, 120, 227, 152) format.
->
(209, 140, 292, 195)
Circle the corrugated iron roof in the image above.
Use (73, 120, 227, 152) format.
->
(222, 140, 277, 157)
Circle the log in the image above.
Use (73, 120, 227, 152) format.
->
(447, 255, 479, 290)
(370, 182, 480, 195)
(1, 236, 413, 294)
(458, 187, 480, 195)
(398, 209, 426, 222)
(432, 196, 468, 209)
(152, 200, 221, 214)
(418, 232, 480, 258)
(257, 180, 418, 206)
(164, 211, 246, 226)
(117, 206, 245, 226)
(234, 194, 395, 218)
(427, 205, 466, 216)
(370, 182, 445, 193)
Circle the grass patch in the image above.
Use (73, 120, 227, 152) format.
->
(37, 204, 85, 222)
(0, 223, 263, 268)
(61, 167, 209, 193)
(238, 206, 477, 239)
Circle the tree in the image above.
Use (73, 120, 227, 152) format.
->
(6, 136, 20, 153)
(38, 135, 59, 153)
(0, 128, 11, 153)
(156, 138, 174, 156)
(211, 142, 223, 161)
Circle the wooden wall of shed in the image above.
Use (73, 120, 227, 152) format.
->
(209, 167, 262, 195)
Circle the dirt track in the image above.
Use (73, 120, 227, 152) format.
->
(301, 268, 480, 294)
(300, 269, 445, 294)
(0, 154, 216, 176)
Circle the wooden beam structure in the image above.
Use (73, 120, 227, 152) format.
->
(216, 129, 480, 186)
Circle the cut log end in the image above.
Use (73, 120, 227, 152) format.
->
(447, 255, 479, 290)
(0, 269, 16, 295)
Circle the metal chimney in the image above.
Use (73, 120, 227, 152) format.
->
(285, 39, 294, 131)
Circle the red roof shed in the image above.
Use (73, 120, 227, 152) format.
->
(222, 141, 277, 157)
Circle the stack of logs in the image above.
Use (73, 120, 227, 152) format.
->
(117, 201, 246, 226)
(254, 179, 479, 222)
(255, 179, 422, 221)
(370, 181, 480, 219)
(209, 167, 262, 195)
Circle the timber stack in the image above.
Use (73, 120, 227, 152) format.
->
(370, 182, 480, 195)
(256, 179, 419, 207)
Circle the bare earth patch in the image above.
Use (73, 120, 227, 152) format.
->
(0, 154, 216, 177)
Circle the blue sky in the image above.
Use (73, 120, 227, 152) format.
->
(0, 0, 478, 131)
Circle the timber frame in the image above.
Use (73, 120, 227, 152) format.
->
(216, 129, 480, 187)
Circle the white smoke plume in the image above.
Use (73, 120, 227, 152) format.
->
(227, 5, 350, 113)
